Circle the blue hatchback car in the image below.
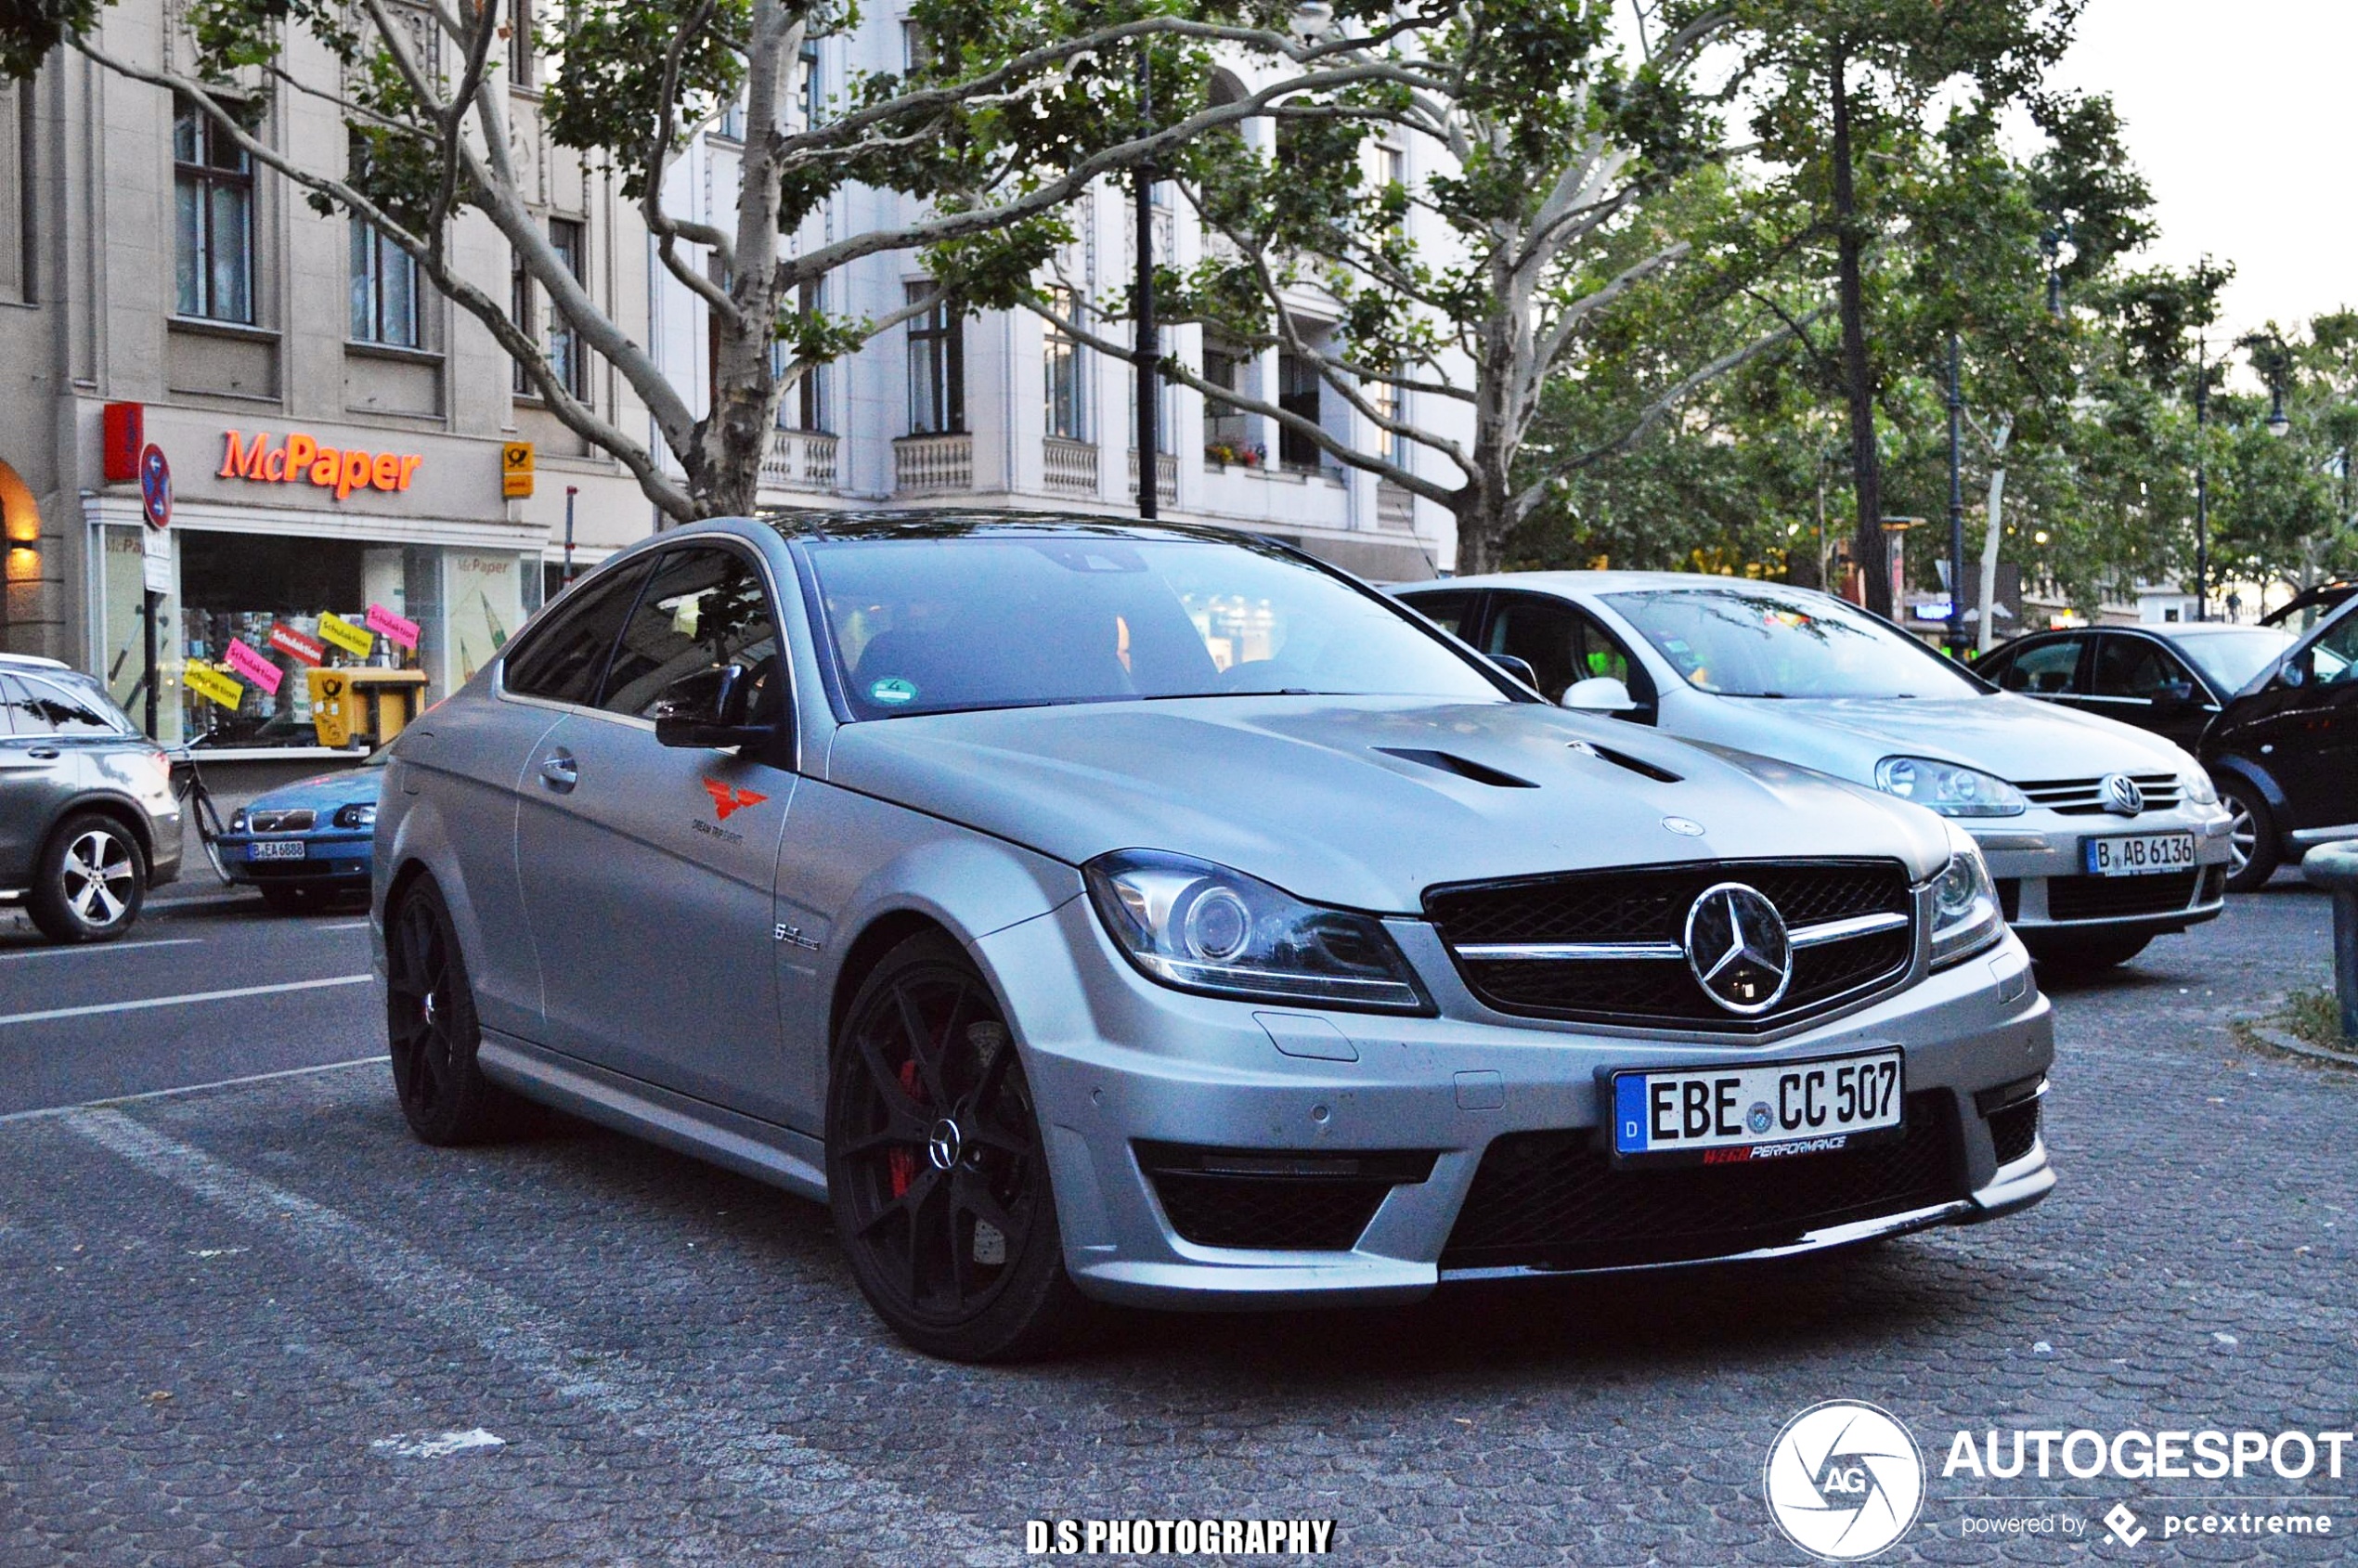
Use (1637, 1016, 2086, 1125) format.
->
(218, 750, 386, 910)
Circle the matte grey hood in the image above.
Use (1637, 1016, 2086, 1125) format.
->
(823, 697, 1954, 913)
(1683, 692, 2199, 786)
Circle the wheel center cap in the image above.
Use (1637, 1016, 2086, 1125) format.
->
(926, 1118, 963, 1172)
(421, 991, 439, 1027)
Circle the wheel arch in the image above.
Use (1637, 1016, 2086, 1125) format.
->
(2208, 755, 2289, 821)
(45, 794, 155, 873)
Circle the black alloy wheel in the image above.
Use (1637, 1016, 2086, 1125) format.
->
(826, 932, 1086, 1362)
(384, 878, 521, 1145)
(2217, 782, 2280, 893)
(29, 812, 147, 943)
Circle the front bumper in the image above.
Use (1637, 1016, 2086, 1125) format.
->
(979, 900, 2055, 1309)
(1968, 806, 2234, 939)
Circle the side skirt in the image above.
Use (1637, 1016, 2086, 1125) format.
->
(477, 1030, 829, 1203)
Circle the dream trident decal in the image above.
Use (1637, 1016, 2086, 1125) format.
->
(702, 778, 770, 822)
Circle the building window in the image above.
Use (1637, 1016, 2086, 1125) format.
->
(1043, 286, 1086, 441)
(906, 284, 964, 434)
(508, 0, 533, 85)
(716, 94, 746, 142)
(1368, 378, 1407, 466)
(798, 39, 823, 127)
(0, 84, 32, 303)
(901, 19, 929, 71)
(349, 220, 418, 346)
(516, 218, 586, 399)
(1202, 338, 1253, 462)
(173, 97, 253, 324)
(1277, 351, 1323, 471)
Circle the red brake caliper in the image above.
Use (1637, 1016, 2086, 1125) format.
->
(887, 1058, 922, 1199)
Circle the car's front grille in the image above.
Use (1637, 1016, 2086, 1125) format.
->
(1988, 1099, 2041, 1165)
(1425, 860, 1915, 1034)
(247, 809, 317, 833)
(2045, 869, 2199, 921)
(2016, 773, 2183, 815)
(1135, 1145, 1438, 1251)
(1438, 1092, 1966, 1273)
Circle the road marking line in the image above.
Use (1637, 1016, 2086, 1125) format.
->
(0, 975, 370, 1028)
(0, 938, 205, 960)
(317, 920, 372, 931)
(0, 1056, 385, 1126)
(67, 1109, 1020, 1567)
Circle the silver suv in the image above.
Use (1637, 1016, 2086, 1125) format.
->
(1, 654, 183, 941)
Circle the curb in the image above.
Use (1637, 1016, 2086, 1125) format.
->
(2248, 1024, 2358, 1070)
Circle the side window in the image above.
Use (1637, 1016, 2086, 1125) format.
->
(1400, 590, 1477, 637)
(596, 547, 782, 719)
(2305, 610, 2358, 686)
(1483, 594, 1647, 704)
(1999, 639, 2083, 696)
(18, 674, 124, 736)
(2093, 636, 2196, 702)
(502, 559, 653, 706)
(0, 675, 30, 735)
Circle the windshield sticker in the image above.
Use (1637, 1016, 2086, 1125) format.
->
(869, 677, 918, 706)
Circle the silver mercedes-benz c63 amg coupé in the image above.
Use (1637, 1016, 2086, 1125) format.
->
(373, 513, 2054, 1360)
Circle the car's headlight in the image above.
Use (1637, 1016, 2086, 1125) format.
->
(334, 803, 377, 829)
(1083, 849, 1432, 1015)
(1929, 828, 2006, 968)
(1874, 756, 2028, 817)
(228, 809, 247, 833)
(2180, 771, 2219, 807)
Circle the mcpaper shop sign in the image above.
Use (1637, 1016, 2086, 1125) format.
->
(218, 430, 423, 501)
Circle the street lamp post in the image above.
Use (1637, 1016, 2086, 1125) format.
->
(1946, 332, 1965, 657)
(2195, 336, 2209, 622)
(1133, 41, 1160, 522)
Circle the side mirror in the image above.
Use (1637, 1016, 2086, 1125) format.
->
(2280, 654, 2312, 690)
(1561, 675, 1638, 713)
(1488, 653, 1540, 689)
(654, 662, 772, 749)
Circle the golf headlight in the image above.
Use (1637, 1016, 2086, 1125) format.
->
(1084, 849, 1431, 1014)
(2180, 771, 2219, 807)
(1929, 828, 2005, 968)
(1874, 756, 2028, 817)
(334, 803, 377, 829)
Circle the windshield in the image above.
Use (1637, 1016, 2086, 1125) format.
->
(1604, 586, 1982, 700)
(806, 534, 1509, 719)
(2173, 629, 2295, 693)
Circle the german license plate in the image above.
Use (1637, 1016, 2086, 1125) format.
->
(1610, 1049, 1903, 1167)
(249, 840, 305, 862)
(2083, 831, 2196, 876)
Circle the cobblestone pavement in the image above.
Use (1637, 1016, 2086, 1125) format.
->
(0, 882, 2347, 1566)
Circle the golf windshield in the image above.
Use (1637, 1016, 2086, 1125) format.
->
(807, 534, 1509, 719)
(2174, 629, 2294, 693)
(1604, 586, 1983, 700)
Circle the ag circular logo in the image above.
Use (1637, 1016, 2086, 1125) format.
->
(1762, 1401, 1924, 1561)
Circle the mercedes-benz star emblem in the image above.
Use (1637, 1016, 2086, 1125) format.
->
(1683, 882, 1794, 1016)
(926, 1118, 964, 1172)
(2099, 772, 2145, 816)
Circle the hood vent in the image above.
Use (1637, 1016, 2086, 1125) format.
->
(1568, 739, 1683, 784)
(1374, 747, 1538, 789)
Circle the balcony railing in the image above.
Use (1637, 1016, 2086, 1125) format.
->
(1377, 479, 1417, 531)
(1128, 449, 1179, 507)
(760, 429, 839, 494)
(893, 432, 973, 496)
(1043, 436, 1099, 498)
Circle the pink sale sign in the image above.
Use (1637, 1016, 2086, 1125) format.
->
(223, 638, 283, 696)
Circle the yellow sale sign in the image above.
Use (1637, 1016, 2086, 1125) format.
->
(184, 662, 244, 710)
(317, 612, 374, 658)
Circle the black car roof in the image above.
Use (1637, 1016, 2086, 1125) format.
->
(758, 509, 1266, 548)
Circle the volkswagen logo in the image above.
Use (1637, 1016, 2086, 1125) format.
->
(926, 1118, 964, 1172)
(2100, 772, 2145, 817)
(1683, 883, 1794, 1016)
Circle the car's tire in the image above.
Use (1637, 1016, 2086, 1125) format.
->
(2217, 780, 2280, 893)
(260, 885, 317, 915)
(28, 812, 148, 943)
(383, 877, 525, 1147)
(825, 931, 1090, 1363)
(2031, 932, 2152, 976)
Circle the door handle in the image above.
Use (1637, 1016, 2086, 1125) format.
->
(538, 752, 577, 792)
(27, 748, 60, 760)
